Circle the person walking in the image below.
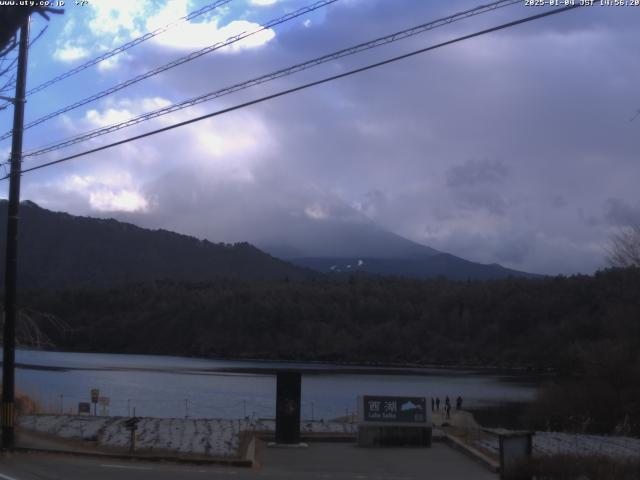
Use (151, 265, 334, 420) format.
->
(435, 397, 440, 411)
(431, 397, 435, 412)
(456, 396, 463, 410)
(445, 403, 451, 420)
(445, 396, 451, 409)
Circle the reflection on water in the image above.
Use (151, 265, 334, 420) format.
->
(10, 349, 541, 421)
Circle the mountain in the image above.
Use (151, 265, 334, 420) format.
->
(258, 218, 439, 259)
(257, 214, 537, 280)
(291, 254, 539, 281)
(0, 201, 311, 289)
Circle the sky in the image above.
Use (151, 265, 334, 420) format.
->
(0, 0, 639, 275)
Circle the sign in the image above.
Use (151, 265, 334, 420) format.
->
(78, 402, 91, 414)
(361, 395, 427, 424)
(98, 396, 110, 406)
(90, 389, 99, 403)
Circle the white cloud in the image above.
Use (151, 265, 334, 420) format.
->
(96, 54, 124, 72)
(305, 204, 329, 220)
(57, 173, 148, 213)
(89, 189, 148, 212)
(88, 1, 150, 40)
(252, 0, 278, 5)
(53, 43, 89, 62)
(145, 1, 275, 51)
(81, 97, 172, 129)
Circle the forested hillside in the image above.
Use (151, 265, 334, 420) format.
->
(19, 267, 640, 369)
(0, 201, 310, 288)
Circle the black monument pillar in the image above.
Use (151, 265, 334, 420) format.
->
(275, 371, 301, 444)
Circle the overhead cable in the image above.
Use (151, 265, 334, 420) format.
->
(4, 4, 582, 180)
(26, 0, 233, 96)
(0, 0, 339, 141)
(22, 0, 521, 158)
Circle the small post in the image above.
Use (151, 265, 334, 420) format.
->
(498, 431, 534, 480)
(124, 418, 139, 453)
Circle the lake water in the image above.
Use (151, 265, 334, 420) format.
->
(11, 349, 540, 421)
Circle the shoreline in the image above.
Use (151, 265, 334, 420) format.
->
(7, 347, 557, 376)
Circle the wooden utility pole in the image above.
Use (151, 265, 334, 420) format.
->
(2, 15, 30, 450)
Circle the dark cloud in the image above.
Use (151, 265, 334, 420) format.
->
(446, 159, 509, 188)
(604, 198, 640, 226)
(455, 190, 509, 216)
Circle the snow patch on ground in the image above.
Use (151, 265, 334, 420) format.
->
(472, 431, 640, 460)
(18, 415, 356, 457)
(18, 415, 250, 457)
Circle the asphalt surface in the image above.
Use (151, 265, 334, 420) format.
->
(0, 442, 498, 479)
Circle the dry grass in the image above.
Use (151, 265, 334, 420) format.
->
(0, 388, 42, 415)
(519, 454, 640, 480)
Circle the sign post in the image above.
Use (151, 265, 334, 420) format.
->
(358, 395, 432, 447)
(98, 396, 110, 416)
(90, 389, 99, 416)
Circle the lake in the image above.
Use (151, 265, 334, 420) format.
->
(10, 349, 541, 422)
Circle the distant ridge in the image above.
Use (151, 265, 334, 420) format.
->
(290, 255, 539, 281)
(0, 200, 311, 289)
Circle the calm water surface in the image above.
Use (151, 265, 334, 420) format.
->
(12, 349, 540, 421)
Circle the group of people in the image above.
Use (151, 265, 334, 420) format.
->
(431, 395, 463, 420)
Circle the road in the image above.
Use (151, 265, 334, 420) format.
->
(0, 442, 497, 479)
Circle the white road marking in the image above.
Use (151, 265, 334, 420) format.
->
(0, 472, 21, 480)
(100, 464, 153, 471)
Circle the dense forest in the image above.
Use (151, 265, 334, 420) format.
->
(9, 267, 640, 435)
(17, 267, 638, 367)
(0, 201, 311, 289)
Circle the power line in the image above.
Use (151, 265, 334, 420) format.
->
(22, 0, 521, 159)
(0, 0, 339, 142)
(25, 0, 233, 97)
(3, 4, 583, 180)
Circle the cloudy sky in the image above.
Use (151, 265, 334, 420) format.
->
(0, 0, 639, 275)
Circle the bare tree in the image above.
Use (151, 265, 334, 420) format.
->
(607, 225, 640, 268)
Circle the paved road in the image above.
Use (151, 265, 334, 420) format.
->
(0, 442, 497, 479)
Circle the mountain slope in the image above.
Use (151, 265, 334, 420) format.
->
(258, 218, 439, 259)
(0, 201, 311, 289)
(291, 254, 539, 281)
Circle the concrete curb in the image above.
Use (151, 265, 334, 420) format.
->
(11, 446, 253, 467)
(443, 433, 500, 473)
(242, 436, 257, 465)
(255, 432, 356, 443)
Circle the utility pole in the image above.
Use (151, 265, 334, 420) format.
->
(2, 16, 30, 450)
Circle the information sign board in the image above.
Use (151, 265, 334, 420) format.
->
(361, 395, 428, 424)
